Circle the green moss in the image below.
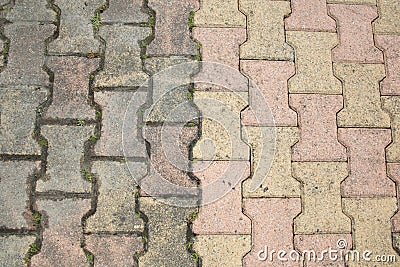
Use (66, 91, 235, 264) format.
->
(89, 134, 99, 142)
(148, 13, 155, 27)
(91, 11, 103, 29)
(33, 212, 41, 225)
(81, 169, 93, 182)
(77, 119, 85, 126)
(194, 54, 201, 61)
(188, 11, 195, 29)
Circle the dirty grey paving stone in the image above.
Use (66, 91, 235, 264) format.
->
(0, 88, 47, 155)
(0, 23, 55, 87)
(144, 57, 199, 123)
(0, 235, 36, 266)
(86, 161, 146, 232)
(138, 197, 196, 267)
(31, 198, 91, 267)
(6, 0, 56, 22)
(95, 90, 147, 157)
(45, 56, 99, 120)
(101, 0, 148, 23)
(146, 0, 198, 56)
(85, 234, 143, 267)
(94, 25, 150, 88)
(36, 125, 94, 193)
(48, 0, 104, 54)
(0, 161, 39, 229)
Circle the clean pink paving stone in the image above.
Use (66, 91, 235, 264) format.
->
(31, 198, 91, 267)
(147, 0, 198, 56)
(294, 234, 352, 267)
(375, 35, 400, 96)
(86, 235, 143, 267)
(388, 163, 400, 232)
(285, 0, 336, 32)
(45, 56, 99, 120)
(339, 128, 396, 197)
(243, 198, 301, 267)
(192, 161, 251, 235)
(290, 94, 346, 162)
(329, 4, 383, 63)
(241, 60, 297, 127)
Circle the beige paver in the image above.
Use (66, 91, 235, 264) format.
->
(0, 236, 36, 266)
(242, 126, 301, 198)
(194, 0, 246, 27)
(287, 31, 341, 94)
(376, 35, 400, 96)
(373, 0, 400, 34)
(239, 0, 294, 60)
(343, 197, 398, 267)
(327, 0, 376, 4)
(194, 235, 251, 267)
(382, 97, 400, 162)
(293, 162, 351, 234)
(388, 163, 400, 232)
(334, 63, 390, 128)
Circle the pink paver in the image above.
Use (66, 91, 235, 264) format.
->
(101, 0, 147, 23)
(375, 35, 400, 96)
(192, 161, 251, 235)
(31, 198, 91, 267)
(290, 94, 346, 162)
(241, 60, 297, 127)
(285, 0, 336, 32)
(329, 4, 383, 63)
(45, 56, 99, 120)
(294, 234, 352, 267)
(147, 0, 198, 56)
(339, 128, 396, 197)
(388, 163, 400, 232)
(243, 198, 301, 267)
(86, 235, 143, 267)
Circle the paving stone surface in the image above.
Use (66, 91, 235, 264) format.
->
(388, 163, 400, 232)
(45, 56, 99, 120)
(382, 96, 400, 163)
(327, 0, 376, 4)
(194, 0, 246, 28)
(101, 0, 148, 23)
(329, 4, 383, 63)
(48, 0, 103, 54)
(31, 198, 91, 267)
(6, 0, 56, 22)
(239, 0, 294, 61)
(0, 89, 47, 155)
(373, 0, 400, 35)
(287, 31, 341, 94)
(0, 235, 36, 266)
(37, 125, 94, 193)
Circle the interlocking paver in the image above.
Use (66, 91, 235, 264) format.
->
(382, 97, 400, 162)
(339, 128, 396, 197)
(193, 235, 251, 267)
(101, 0, 147, 23)
(373, 0, 400, 35)
(241, 60, 297, 127)
(243, 198, 301, 267)
(388, 163, 400, 232)
(327, 0, 376, 4)
(0, 89, 47, 155)
(294, 234, 352, 267)
(329, 4, 383, 63)
(193, 91, 249, 160)
(94, 91, 147, 157)
(343, 197, 398, 267)
(375, 35, 400, 96)
(0, 235, 36, 266)
(194, 0, 246, 28)
(293, 162, 351, 234)
(334, 63, 390, 128)
(94, 25, 150, 88)
(290, 94, 346, 161)
(0, 161, 38, 229)
(144, 57, 198, 123)
(146, 0, 198, 56)
(48, 0, 103, 54)
(0, 23, 55, 87)
(285, 0, 336, 32)
(31, 198, 91, 267)
(242, 127, 301, 198)
(287, 31, 342, 94)
(6, 0, 56, 22)
(45, 56, 98, 120)
(36, 125, 94, 193)
(239, 0, 294, 61)
(85, 234, 143, 267)
(192, 161, 251, 234)
(138, 197, 196, 267)
(86, 161, 145, 232)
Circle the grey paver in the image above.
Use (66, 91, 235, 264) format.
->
(0, 235, 36, 266)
